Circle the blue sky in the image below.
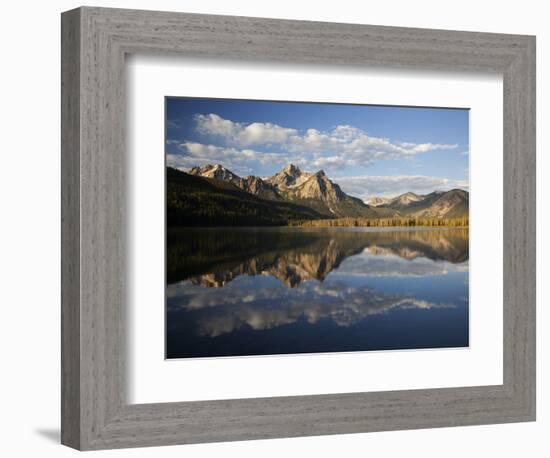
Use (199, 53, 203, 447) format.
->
(166, 97, 469, 199)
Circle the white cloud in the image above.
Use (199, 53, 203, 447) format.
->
(167, 142, 291, 176)
(401, 142, 454, 153)
(167, 140, 468, 200)
(337, 175, 469, 200)
(191, 113, 458, 168)
(195, 114, 240, 138)
(196, 114, 298, 146)
(167, 142, 468, 199)
(166, 113, 467, 197)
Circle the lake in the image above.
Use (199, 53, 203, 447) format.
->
(166, 227, 469, 359)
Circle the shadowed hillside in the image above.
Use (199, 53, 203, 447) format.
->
(167, 167, 324, 226)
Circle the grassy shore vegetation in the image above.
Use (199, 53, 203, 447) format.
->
(289, 216, 469, 228)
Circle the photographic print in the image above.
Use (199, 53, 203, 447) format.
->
(165, 97, 469, 359)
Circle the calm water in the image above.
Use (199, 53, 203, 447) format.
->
(166, 227, 469, 359)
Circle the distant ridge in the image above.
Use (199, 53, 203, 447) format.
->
(372, 189, 469, 218)
(365, 196, 391, 207)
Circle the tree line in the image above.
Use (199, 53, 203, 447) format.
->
(288, 216, 469, 228)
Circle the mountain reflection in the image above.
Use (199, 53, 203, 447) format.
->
(166, 227, 469, 358)
(167, 227, 468, 288)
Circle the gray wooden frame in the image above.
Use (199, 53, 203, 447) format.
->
(61, 6, 536, 451)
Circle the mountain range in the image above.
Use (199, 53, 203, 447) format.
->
(188, 163, 388, 218)
(367, 189, 469, 219)
(167, 163, 468, 226)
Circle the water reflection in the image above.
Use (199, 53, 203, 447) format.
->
(166, 228, 469, 358)
(168, 279, 457, 338)
(168, 227, 468, 286)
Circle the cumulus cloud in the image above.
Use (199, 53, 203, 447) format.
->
(196, 114, 456, 154)
(182, 113, 458, 172)
(167, 142, 290, 177)
(165, 113, 467, 197)
(337, 175, 469, 200)
(195, 114, 298, 146)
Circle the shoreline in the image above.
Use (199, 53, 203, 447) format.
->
(168, 225, 469, 233)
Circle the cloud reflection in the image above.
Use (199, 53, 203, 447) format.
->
(168, 279, 455, 337)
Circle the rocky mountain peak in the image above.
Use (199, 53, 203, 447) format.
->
(366, 196, 391, 207)
(282, 163, 301, 177)
(266, 164, 312, 190)
(289, 170, 345, 204)
(188, 164, 211, 175)
(189, 164, 283, 201)
(189, 163, 241, 183)
(391, 192, 423, 207)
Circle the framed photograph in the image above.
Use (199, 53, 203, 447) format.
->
(165, 98, 470, 360)
(61, 6, 536, 450)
